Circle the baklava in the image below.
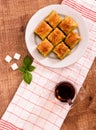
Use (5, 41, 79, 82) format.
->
(65, 31, 81, 49)
(53, 42, 70, 59)
(48, 28, 65, 46)
(45, 10, 62, 28)
(37, 39, 53, 57)
(34, 21, 52, 40)
(58, 16, 78, 35)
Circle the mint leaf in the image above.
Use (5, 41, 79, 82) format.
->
(23, 71, 32, 84)
(23, 55, 32, 67)
(19, 55, 35, 84)
(19, 66, 26, 73)
(27, 65, 35, 72)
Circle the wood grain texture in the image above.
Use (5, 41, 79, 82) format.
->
(0, 0, 96, 130)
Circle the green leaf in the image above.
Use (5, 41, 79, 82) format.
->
(23, 71, 32, 84)
(23, 55, 32, 67)
(19, 66, 26, 73)
(27, 65, 35, 72)
(19, 55, 35, 85)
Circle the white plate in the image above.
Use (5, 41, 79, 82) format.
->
(25, 4, 88, 68)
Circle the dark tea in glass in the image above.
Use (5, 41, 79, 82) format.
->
(55, 81, 75, 104)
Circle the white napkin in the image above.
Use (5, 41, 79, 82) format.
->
(0, 0, 96, 130)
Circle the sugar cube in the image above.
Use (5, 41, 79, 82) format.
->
(5, 55, 12, 63)
(11, 63, 18, 70)
(14, 53, 21, 60)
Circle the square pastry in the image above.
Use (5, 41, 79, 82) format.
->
(58, 16, 78, 35)
(65, 31, 81, 49)
(37, 39, 53, 57)
(53, 42, 70, 60)
(45, 10, 62, 28)
(48, 28, 65, 46)
(34, 21, 52, 40)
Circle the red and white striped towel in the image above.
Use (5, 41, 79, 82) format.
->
(0, 0, 96, 130)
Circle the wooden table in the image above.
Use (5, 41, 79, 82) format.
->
(0, 0, 96, 130)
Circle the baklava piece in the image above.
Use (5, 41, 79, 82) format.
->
(65, 31, 81, 49)
(58, 16, 78, 35)
(53, 42, 70, 60)
(37, 39, 53, 57)
(45, 10, 62, 28)
(48, 28, 65, 46)
(34, 21, 52, 40)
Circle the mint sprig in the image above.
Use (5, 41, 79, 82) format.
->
(19, 55, 35, 84)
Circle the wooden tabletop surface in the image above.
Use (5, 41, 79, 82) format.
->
(0, 0, 96, 130)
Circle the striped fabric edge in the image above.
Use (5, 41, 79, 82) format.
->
(62, 0, 96, 22)
(0, 119, 23, 130)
